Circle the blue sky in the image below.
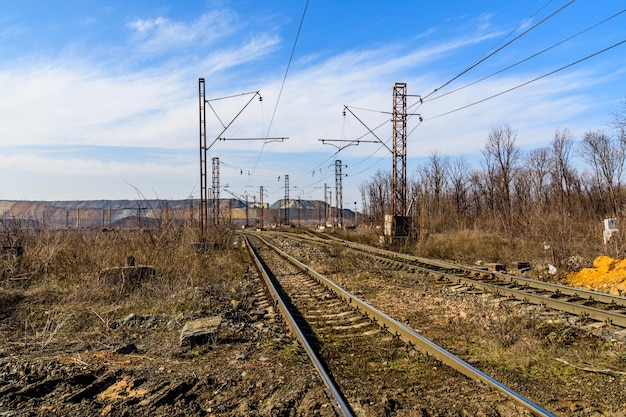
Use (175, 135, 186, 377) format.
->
(0, 1, 625, 208)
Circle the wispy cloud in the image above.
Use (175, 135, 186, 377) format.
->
(199, 34, 281, 78)
(0, 15, 281, 150)
(126, 11, 239, 56)
(0, 22, 609, 157)
(1, 2, 623, 202)
(0, 150, 196, 200)
(0, 62, 189, 147)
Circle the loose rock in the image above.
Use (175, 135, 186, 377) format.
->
(179, 316, 222, 347)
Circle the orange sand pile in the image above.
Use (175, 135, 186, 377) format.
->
(565, 256, 626, 295)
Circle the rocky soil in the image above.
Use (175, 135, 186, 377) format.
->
(270, 234, 626, 416)
(0, 292, 336, 417)
(1, 230, 626, 416)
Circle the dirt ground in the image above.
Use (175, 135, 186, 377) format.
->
(1, 230, 626, 416)
(272, 235, 626, 416)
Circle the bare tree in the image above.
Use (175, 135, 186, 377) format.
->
(579, 130, 626, 219)
(550, 128, 577, 211)
(360, 170, 391, 225)
(416, 151, 450, 232)
(512, 166, 533, 230)
(482, 125, 522, 234)
(449, 157, 471, 227)
(610, 97, 626, 135)
(526, 147, 552, 211)
(513, 147, 552, 235)
(467, 170, 489, 229)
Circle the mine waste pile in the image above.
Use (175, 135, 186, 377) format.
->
(565, 255, 626, 295)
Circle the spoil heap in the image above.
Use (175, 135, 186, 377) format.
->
(565, 255, 626, 295)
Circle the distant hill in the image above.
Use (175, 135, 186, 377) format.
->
(269, 198, 325, 210)
(0, 198, 356, 229)
(0, 199, 194, 229)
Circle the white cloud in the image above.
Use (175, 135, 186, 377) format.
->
(0, 36, 281, 151)
(0, 33, 608, 163)
(0, 151, 190, 176)
(126, 11, 239, 56)
(1, 3, 623, 202)
(199, 34, 281, 77)
(196, 35, 607, 162)
(0, 152, 197, 200)
(0, 64, 189, 148)
(127, 16, 168, 34)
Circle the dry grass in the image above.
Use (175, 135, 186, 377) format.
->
(330, 226, 626, 385)
(336, 227, 600, 276)
(0, 223, 248, 353)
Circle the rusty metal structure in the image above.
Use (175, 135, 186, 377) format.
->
(212, 157, 220, 225)
(336, 83, 413, 236)
(198, 78, 289, 237)
(259, 186, 264, 229)
(284, 175, 290, 225)
(323, 183, 328, 224)
(199, 78, 208, 236)
(335, 160, 343, 228)
(392, 82, 410, 236)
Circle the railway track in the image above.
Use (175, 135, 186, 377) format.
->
(243, 232, 555, 416)
(274, 230, 626, 331)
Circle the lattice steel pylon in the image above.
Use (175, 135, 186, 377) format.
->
(198, 77, 287, 238)
(212, 157, 220, 225)
(324, 183, 328, 224)
(284, 175, 290, 225)
(199, 78, 208, 237)
(392, 82, 408, 236)
(361, 191, 367, 225)
(335, 160, 343, 228)
(259, 186, 264, 229)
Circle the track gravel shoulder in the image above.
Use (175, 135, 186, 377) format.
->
(270, 235, 626, 417)
(2, 233, 626, 416)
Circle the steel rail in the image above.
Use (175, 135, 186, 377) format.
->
(279, 231, 626, 326)
(242, 234, 354, 417)
(357, 248, 626, 327)
(251, 232, 555, 417)
(319, 232, 626, 307)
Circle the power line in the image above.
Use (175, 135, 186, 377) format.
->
(425, 8, 626, 103)
(422, 0, 576, 100)
(479, 0, 556, 58)
(291, 109, 389, 185)
(349, 148, 389, 177)
(220, 160, 284, 179)
(425, 38, 626, 121)
(247, 0, 309, 185)
(236, 0, 596, 203)
(298, 100, 421, 190)
(266, 0, 309, 138)
(289, 89, 421, 193)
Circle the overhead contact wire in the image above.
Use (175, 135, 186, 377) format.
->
(422, 0, 576, 100)
(426, 38, 626, 120)
(426, 8, 626, 103)
(247, 0, 309, 186)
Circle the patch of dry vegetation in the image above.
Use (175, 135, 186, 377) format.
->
(0, 225, 340, 417)
(0, 223, 248, 355)
(335, 227, 600, 278)
(318, 228, 626, 385)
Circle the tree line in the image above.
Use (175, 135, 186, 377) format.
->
(359, 100, 626, 264)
